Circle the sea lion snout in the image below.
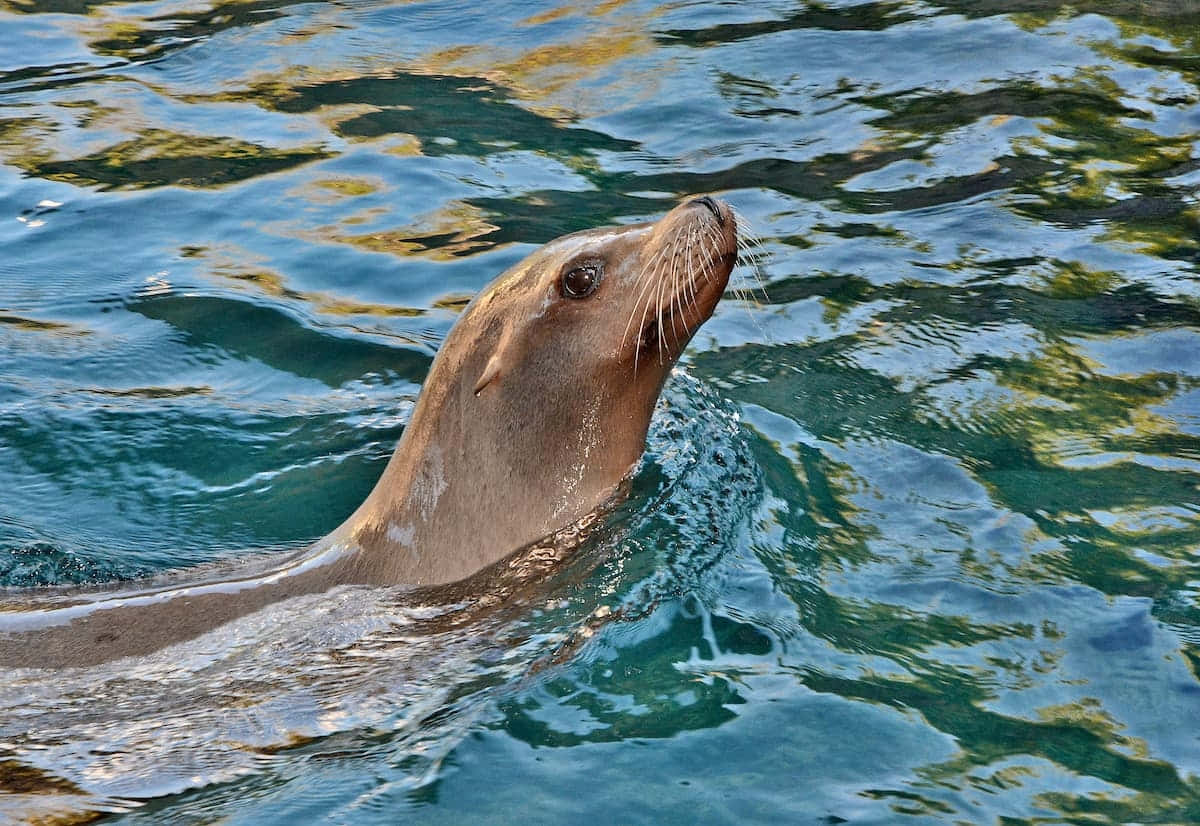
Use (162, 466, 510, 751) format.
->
(690, 194, 727, 227)
(625, 195, 737, 364)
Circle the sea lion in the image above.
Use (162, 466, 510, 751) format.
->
(0, 195, 737, 668)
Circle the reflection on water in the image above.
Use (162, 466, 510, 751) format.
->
(1, 0, 1199, 823)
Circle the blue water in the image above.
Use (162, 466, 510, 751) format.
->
(2, 0, 1200, 823)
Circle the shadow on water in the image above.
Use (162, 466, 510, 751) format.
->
(0, 68, 629, 191)
(128, 293, 432, 389)
(32, 134, 330, 191)
(656, 1, 926, 44)
(458, 149, 1054, 245)
(258, 72, 637, 158)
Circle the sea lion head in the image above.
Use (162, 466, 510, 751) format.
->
(469, 195, 735, 394)
(464, 194, 736, 451)
(354, 196, 738, 584)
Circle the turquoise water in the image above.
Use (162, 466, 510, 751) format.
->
(2, 0, 1200, 822)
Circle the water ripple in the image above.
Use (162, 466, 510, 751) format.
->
(1, 0, 1199, 823)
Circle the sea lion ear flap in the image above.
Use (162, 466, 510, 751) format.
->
(474, 327, 515, 396)
(473, 352, 503, 396)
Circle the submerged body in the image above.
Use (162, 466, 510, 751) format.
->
(0, 196, 737, 668)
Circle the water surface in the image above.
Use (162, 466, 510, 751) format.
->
(1, 0, 1199, 823)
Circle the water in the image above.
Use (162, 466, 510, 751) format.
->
(1, 0, 1199, 822)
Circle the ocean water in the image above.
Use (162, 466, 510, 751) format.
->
(1, 0, 1199, 823)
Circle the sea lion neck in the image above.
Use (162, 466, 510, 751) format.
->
(339, 306, 657, 587)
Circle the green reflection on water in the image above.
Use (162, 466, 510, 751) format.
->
(0, 0, 1199, 823)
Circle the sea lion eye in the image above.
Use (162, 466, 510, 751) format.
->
(561, 263, 601, 299)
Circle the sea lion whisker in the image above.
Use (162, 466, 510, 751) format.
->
(622, 258, 660, 356)
(675, 241, 687, 340)
(672, 227, 689, 343)
(638, 237, 675, 287)
(656, 249, 668, 363)
(698, 224, 714, 294)
(630, 237, 673, 374)
(629, 279, 656, 377)
(687, 227, 703, 319)
(729, 207, 771, 304)
(703, 218, 748, 303)
(732, 235, 763, 306)
(664, 236, 678, 345)
(622, 239, 675, 357)
(697, 224, 726, 313)
(685, 226, 701, 312)
(655, 231, 682, 360)
(701, 224, 721, 285)
(683, 230, 699, 332)
(669, 229, 689, 343)
(726, 207, 776, 345)
(677, 229, 690, 332)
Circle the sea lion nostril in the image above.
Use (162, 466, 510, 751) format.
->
(691, 195, 725, 226)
